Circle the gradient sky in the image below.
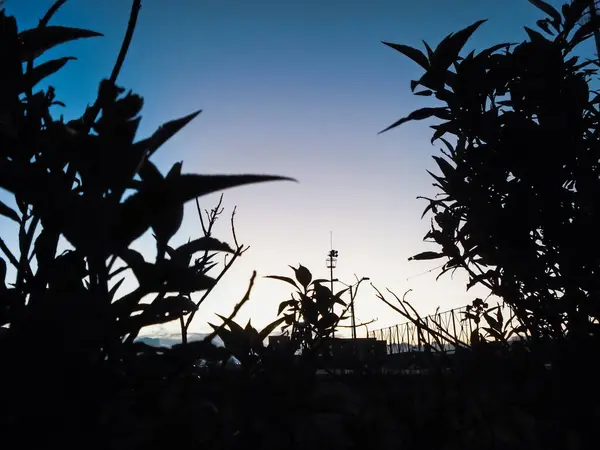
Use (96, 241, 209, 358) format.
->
(0, 0, 588, 338)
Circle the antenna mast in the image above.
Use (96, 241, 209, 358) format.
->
(326, 231, 338, 338)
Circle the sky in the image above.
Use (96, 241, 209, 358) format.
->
(0, 0, 590, 339)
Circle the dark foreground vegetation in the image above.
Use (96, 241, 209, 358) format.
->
(0, 0, 599, 449)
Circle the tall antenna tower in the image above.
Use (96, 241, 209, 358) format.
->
(326, 231, 338, 338)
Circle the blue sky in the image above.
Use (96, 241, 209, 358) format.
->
(0, 0, 586, 337)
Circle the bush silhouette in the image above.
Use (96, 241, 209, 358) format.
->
(0, 2, 292, 447)
(381, 0, 600, 344)
(268, 264, 349, 354)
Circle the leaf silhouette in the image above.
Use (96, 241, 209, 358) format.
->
(119, 249, 155, 288)
(0, 200, 20, 223)
(265, 275, 299, 289)
(32, 228, 58, 268)
(151, 163, 184, 248)
(408, 251, 445, 261)
(258, 316, 286, 341)
(467, 270, 495, 290)
(137, 159, 164, 186)
(113, 174, 295, 250)
(176, 236, 235, 256)
(108, 278, 126, 302)
(245, 321, 260, 346)
(171, 174, 297, 203)
(162, 266, 216, 294)
(19, 26, 103, 61)
(536, 18, 555, 35)
(528, 0, 562, 28)
(277, 299, 296, 315)
(524, 26, 548, 43)
(570, 15, 600, 49)
(382, 41, 429, 69)
(414, 89, 434, 96)
(483, 313, 499, 330)
(0, 256, 6, 289)
(290, 264, 312, 289)
(422, 19, 487, 90)
(216, 314, 246, 336)
(423, 40, 435, 59)
(208, 323, 241, 355)
(317, 312, 338, 331)
(432, 155, 455, 179)
(21, 56, 75, 93)
(139, 110, 202, 159)
(135, 295, 197, 327)
(379, 107, 450, 134)
(482, 327, 503, 341)
(119, 250, 214, 296)
(440, 19, 487, 63)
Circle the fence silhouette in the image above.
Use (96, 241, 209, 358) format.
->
(368, 302, 520, 354)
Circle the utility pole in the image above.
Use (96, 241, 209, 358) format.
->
(350, 286, 357, 339)
(351, 277, 370, 339)
(337, 276, 370, 339)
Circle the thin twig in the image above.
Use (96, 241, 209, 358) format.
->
(385, 288, 431, 348)
(107, 255, 119, 274)
(373, 284, 470, 350)
(389, 288, 464, 350)
(15, 216, 35, 290)
(84, 0, 142, 132)
(337, 318, 377, 329)
(181, 199, 244, 341)
(230, 206, 241, 250)
(164, 272, 257, 388)
(203, 271, 257, 344)
(109, 0, 141, 84)
(22, 214, 39, 262)
(196, 197, 208, 236)
(179, 316, 187, 344)
(184, 245, 247, 331)
(108, 264, 129, 280)
(39, 0, 67, 27)
(196, 194, 224, 269)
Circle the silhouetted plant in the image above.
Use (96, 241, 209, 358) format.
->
(381, 0, 600, 343)
(208, 315, 285, 369)
(462, 298, 527, 345)
(267, 264, 349, 355)
(376, 285, 527, 352)
(374, 286, 471, 351)
(177, 194, 250, 345)
(0, 1, 293, 447)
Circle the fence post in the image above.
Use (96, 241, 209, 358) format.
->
(451, 309, 458, 349)
(467, 308, 474, 344)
